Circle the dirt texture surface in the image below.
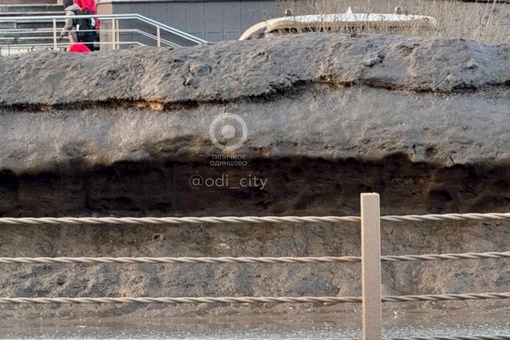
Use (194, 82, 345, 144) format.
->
(1, 33, 510, 320)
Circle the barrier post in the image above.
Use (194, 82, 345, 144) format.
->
(361, 193, 382, 340)
(157, 26, 161, 47)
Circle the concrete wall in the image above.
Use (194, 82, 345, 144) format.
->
(97, 0, 282, 46)
(1, 0, 57, 4)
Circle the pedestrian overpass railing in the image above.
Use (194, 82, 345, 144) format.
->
(0, 13, 208, 55)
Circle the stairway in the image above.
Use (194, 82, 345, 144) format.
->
(1, 0, 57, 4)
(0, 2, 64, 55)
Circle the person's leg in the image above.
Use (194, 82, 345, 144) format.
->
(87, 32, 96, 51)
(90, 31, 98, 51)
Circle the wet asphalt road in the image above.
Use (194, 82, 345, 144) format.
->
(2, 319, 510, 339)
(1, 305, 510, 339)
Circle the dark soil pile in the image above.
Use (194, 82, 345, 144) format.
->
(1, 33, 510, 321)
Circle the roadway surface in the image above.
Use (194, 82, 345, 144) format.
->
(1, 306, 510, 339)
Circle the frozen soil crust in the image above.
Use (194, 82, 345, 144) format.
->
(1, 33, 510, 319)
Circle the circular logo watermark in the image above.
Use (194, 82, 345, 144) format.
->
(209, 113, 248, 151)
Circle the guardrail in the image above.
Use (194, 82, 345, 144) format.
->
(0, 13, 207, 54)
(1, 193, 510, 339)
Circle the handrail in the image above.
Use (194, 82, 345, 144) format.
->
(0, 28, 181, 54)
(0, 41, 145, 56)
(0, 41, 144, 48)
(0, 13, 208, 46)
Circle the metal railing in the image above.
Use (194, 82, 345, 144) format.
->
(0, 28, 180, 54)
(1, 194, 510, 339)
(0, 13, 208, 54)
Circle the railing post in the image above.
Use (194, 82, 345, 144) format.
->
(361, 193, 382, 340)
(157, 26, 161, 47)
(111, 18, 116, 50)
(115, 19, 120, 49)
(53, 19, 57, 50)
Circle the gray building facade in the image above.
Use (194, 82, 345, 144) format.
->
(97, 0, 283, 45)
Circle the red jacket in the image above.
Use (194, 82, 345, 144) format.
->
(75, 0, 95, 12)
(75, 0, 100, 29)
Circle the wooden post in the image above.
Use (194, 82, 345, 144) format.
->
(361, 193, 382, 340)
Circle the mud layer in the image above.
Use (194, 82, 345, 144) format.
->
(1, 33, 510, 318)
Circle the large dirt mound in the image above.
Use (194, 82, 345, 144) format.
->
(1, 33, 510, 321)
(1, 34, 510, 176)
(1, 34, 509, 106)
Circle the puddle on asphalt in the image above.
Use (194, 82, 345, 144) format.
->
(1, 305, 510, 338)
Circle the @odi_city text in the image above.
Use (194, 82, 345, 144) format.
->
(189, 174, 268, 190)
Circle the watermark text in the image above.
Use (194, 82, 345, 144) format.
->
(189, 174, 268, 190)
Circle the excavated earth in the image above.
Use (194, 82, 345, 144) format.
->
(1, 33, 510, 324)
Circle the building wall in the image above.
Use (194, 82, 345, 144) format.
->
(97, 0, 283, 44)
(1, 0, 57, 4)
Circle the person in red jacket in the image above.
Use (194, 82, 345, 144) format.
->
(74, 0, 100, 29)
